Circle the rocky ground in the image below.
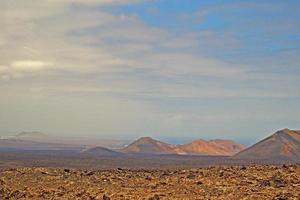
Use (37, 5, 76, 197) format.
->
(1, 165, 300, 200)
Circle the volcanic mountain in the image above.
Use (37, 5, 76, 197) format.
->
(122, 137, 177, 155)
(177, 139, 245, 156)
(81, 146, 122, 156)
(234, 129, 300, 161)
(122, 137, 245, 156)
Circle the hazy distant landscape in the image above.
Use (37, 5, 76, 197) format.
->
(0, 129, 299, 170)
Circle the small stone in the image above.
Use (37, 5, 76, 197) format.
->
(282, 164, 288, 169)
(186, 174, 196, 179)
(102, 194, 110, 200)
(196, 181, 203, 185)
(85, 171, 95, 176)
(258, 179, 271, 187)
(149, 194, 160, 200)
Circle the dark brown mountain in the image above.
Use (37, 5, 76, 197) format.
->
(177, 139, 245, 156)
(81, 146, 122, 156)
(122, 137, 177, 155)
(234, 129, 300, 161)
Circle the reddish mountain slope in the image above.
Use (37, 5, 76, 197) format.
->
(234, 129, 300, 161)
(177, 139, 245, 156)
(122, 137, 245, 156)
(122, 137, 177, 154)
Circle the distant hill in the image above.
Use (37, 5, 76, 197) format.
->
(16, 131, 47, 138)
(177, 139, 245, 156)
(15, 131, 48, 142)
(0, 139, 83, 151)
(12, 131, 129, 149)
(122, 137, 245, 156)
(122, 137, 177, 155)
(234, 129, 300, 162)
(81, 146, 122, 156)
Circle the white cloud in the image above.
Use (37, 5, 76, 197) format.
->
(0, 60, 52, 80)
(11, 60, 51, 72)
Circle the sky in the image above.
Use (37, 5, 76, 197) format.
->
(0, 0, 299, 145)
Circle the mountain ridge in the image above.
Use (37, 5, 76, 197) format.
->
(122, 136, 245, 156)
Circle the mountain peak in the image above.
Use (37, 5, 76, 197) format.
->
(131, 137, 161, 145)
(122, 137, 175, 154)
(271, 128, 300, 139)
(276, 128, 293, 134)
(81, 146, 121, 156)
(137, 136, 155, 141)
(234, 129, 300, 161)
(192, 139, 207, 143)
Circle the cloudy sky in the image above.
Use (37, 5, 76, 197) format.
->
(0, 0, 299, 144)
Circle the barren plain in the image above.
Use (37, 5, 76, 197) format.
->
(1, 165, 300, 200)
